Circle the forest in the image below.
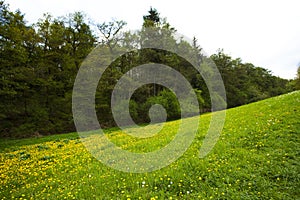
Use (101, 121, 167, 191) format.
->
(0, 1, 299, 137)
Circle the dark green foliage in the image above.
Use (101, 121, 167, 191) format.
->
(290, 66, 300, 90)
(143, 7, 160, 27)
(0, 1, 96, 137)
(0, 3, 294, 137)
(211, 50, 291, 108)
(145, 89, 181, 121)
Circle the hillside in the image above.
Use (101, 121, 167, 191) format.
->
(0, 91, 299, 199)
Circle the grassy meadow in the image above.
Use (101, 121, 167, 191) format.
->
(0, 91, 299, 199)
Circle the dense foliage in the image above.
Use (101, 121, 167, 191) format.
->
(0, 2, 295, 137)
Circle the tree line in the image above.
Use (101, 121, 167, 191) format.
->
(0, 1, 297, 137)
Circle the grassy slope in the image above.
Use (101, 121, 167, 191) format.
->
(0, 91, 299, 199)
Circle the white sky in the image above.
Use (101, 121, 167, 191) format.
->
(6, 0, 300, 79)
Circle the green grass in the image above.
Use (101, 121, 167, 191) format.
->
(1, 91, 299, 199)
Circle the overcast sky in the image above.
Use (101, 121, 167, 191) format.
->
(6, 0, 300, 79)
